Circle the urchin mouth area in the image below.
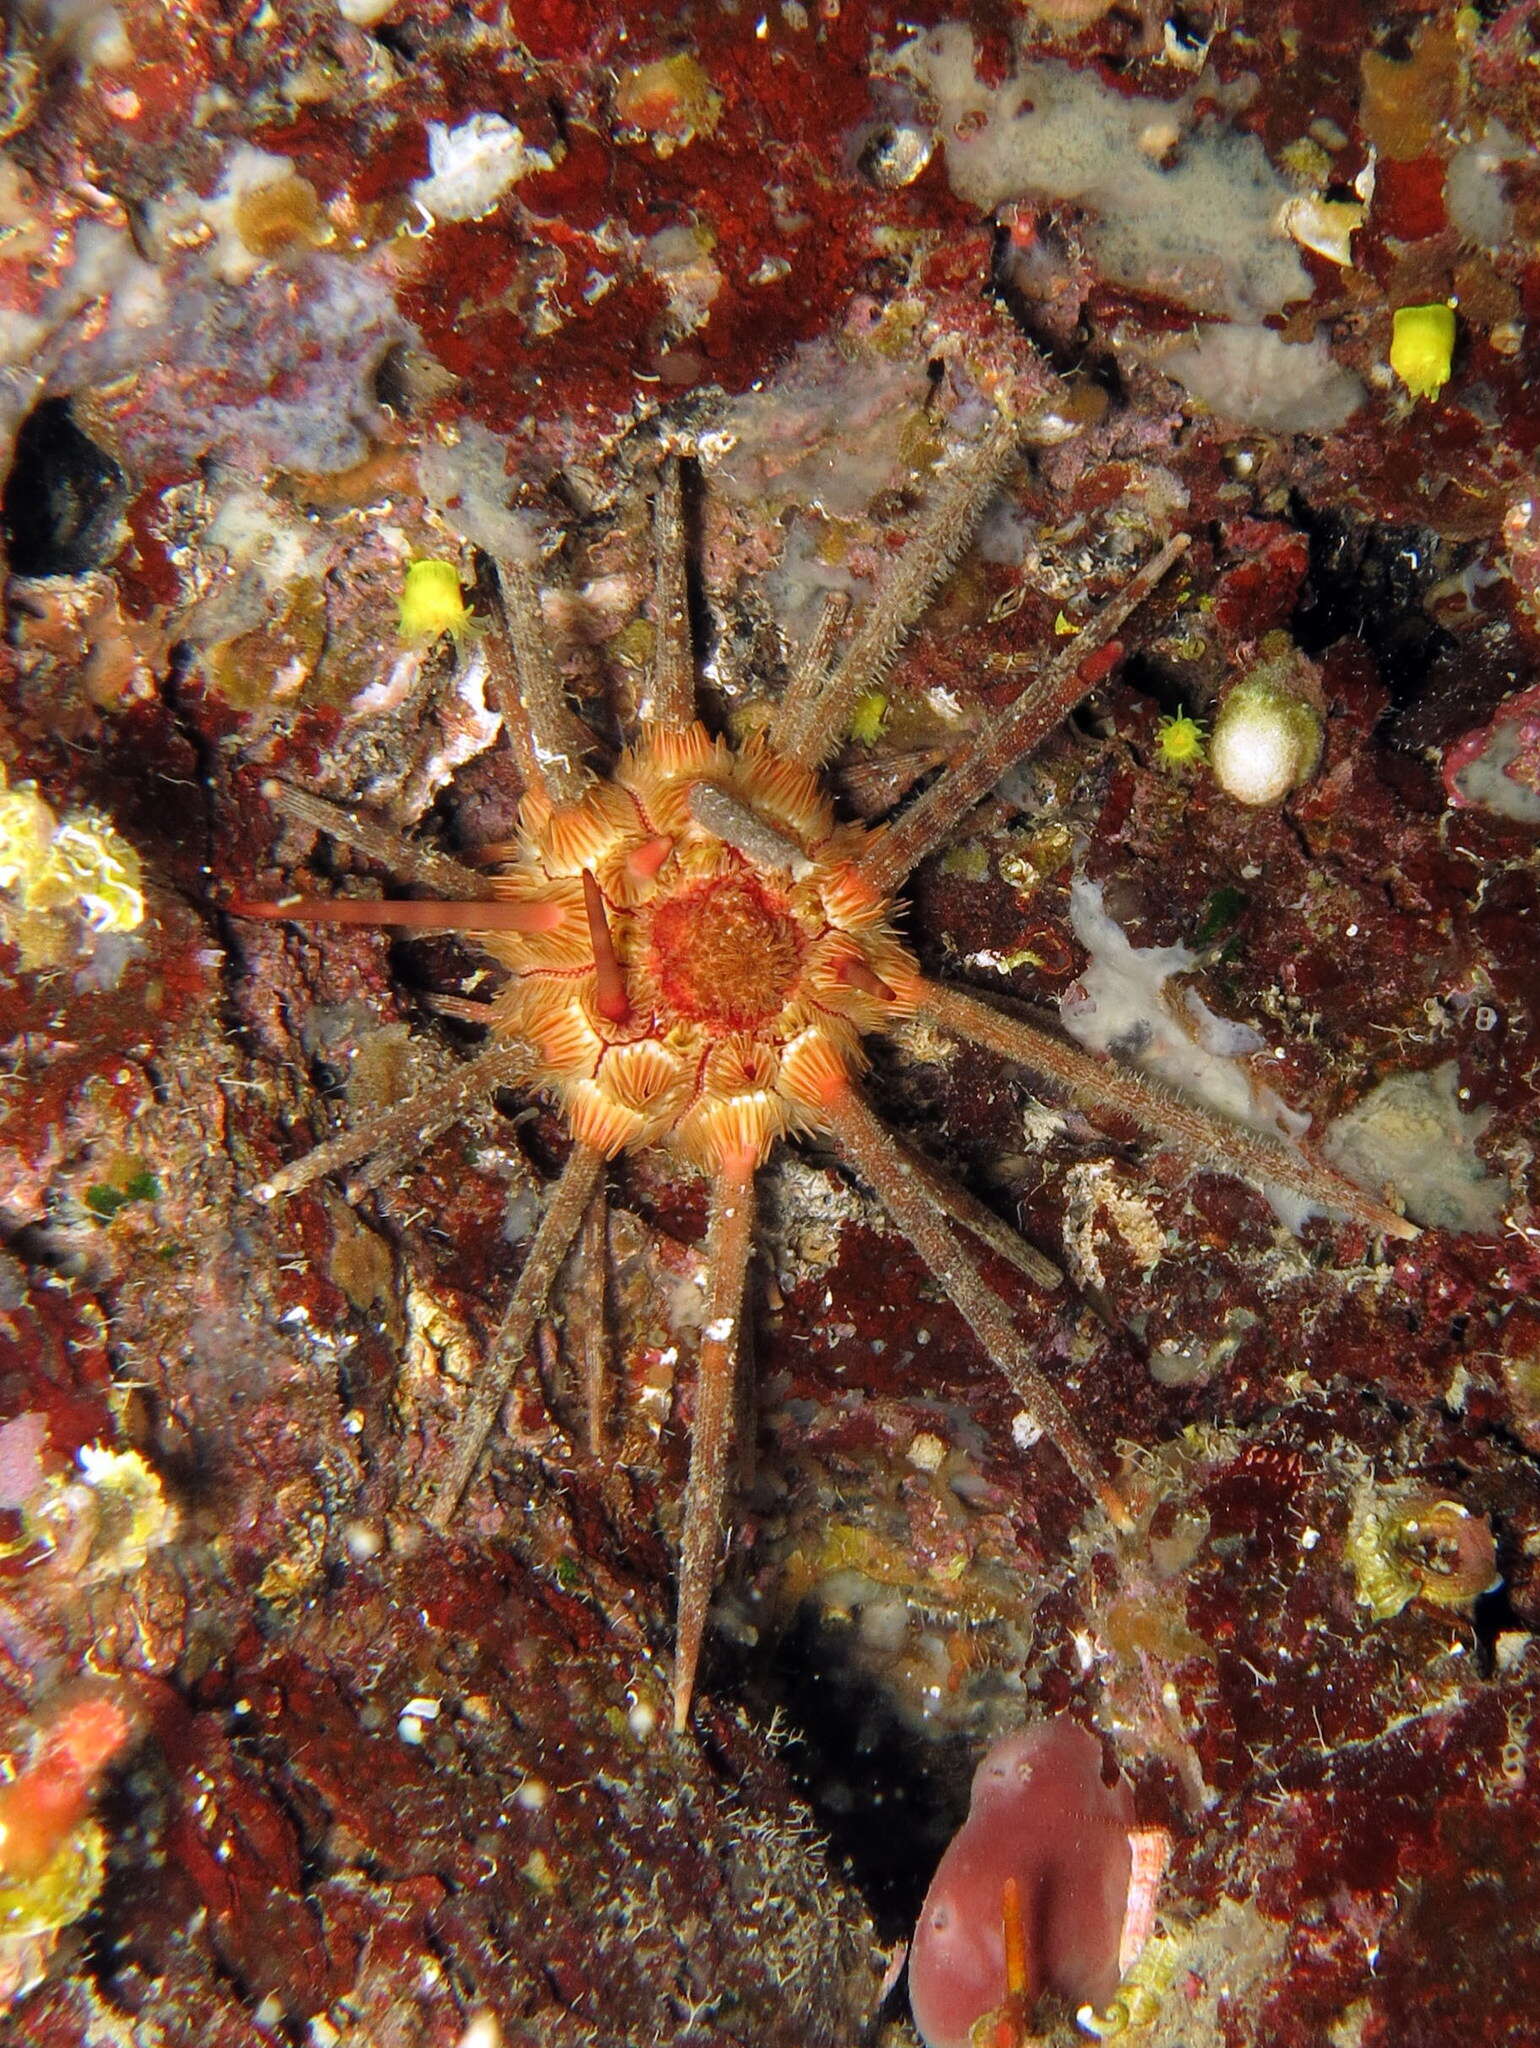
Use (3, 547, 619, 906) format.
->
(644, 869, 806, 1031)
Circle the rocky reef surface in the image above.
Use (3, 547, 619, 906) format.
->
(1, 2, 1538, 2043)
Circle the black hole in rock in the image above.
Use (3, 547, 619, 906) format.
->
(371, 343, 417, 414)
(1166, 6, 1209, 50)
(1289, 497, 1454, 709)
(369, 18, 420, 61)
(1472, 1578, 1519, 1675)
(1117, 649, 1190, 719)
(2, 397, 127, 577)
(744, 1597, 974, 1942)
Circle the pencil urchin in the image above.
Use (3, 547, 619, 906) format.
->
(234, 415, 1415, 1732)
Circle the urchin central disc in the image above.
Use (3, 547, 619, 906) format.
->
(646, 870, 804, 1030)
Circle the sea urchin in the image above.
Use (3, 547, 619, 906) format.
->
(234, 411, 1414, 1732)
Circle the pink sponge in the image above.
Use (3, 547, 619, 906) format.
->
(909, 1719, 1134, 2047)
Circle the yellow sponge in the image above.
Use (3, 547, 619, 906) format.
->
(1390, 302, 1457, 401)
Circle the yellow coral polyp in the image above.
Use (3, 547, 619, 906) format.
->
(398, 558, 472, 646)
(1389, 302, 1457, 401)
(1154, 708, 1207, 770)
(0, 777, 56, 893)
(40, 822, 144, 932)
(0, 1817, 105, 1940)
(0, 765, 144, 967)
(848, 691, 889, 745)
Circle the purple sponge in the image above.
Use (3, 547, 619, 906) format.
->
(909, 1719, 1134, 2047)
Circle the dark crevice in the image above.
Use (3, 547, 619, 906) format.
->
(368, 17, 420, 62)
(2, 396, 128, 576)
(1471, 1578, 1520, 1676)
(736, 1599, 974, 1943)
(1288, 497, 1454, 710)
(1115, 647, 1192, 718)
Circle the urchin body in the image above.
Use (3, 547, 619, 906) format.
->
(489, 725, 918, 1168)
(239, 419, 1413, 1732)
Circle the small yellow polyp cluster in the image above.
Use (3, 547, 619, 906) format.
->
(0, 764, 144, 969)
(483, 724, 919, 1170)
(1389, 302, 1457, 402)
(0, 1815, 105, 1944)
(397, 558, 473, 647)
(1153, 707, 1207, 772)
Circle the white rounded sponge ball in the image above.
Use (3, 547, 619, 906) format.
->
(1209, 655, 1324, 807)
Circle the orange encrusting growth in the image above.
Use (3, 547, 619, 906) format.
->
(0, 1687, 136, 1883)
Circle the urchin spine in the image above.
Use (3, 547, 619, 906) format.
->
(856, 533, 1191, 896)
(643, 454, 695, 732)
(253, 1040, 533, 1204)
(816, 1074, 1131, 1529)
(422, 1141, 606, 1531)
(917, 980, 1417, 1241)
(770, 415, 1026, 766)
(674, 1149, 759, 1731)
